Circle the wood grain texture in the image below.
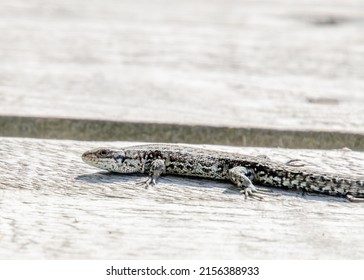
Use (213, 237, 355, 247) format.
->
(1, 137, 364, 259)
(0, 0, 363, 133)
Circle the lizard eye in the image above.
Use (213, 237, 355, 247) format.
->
(98, 149, 109, 157)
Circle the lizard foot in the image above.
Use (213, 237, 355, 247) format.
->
(135, 177, 156, 189)
(239, 185, 264, 200)
(135, 159, 166, 189)
(346, 194, 364, 203)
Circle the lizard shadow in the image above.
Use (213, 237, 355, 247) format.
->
(75, 172, 348, 203)
(75, 171, 142, 184)
(75, 172, 229, 191)
(167, 176, 347, 203)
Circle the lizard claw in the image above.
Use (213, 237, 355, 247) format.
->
(240, 185, 265, 200)
(135, 177, 156, 189)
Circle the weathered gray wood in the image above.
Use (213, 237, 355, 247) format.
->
(1, 137, 364, 259)
(1, 0, 364, 261)
(0, 0, 363, 134)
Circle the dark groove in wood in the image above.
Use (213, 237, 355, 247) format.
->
(1, 115, 363, 150)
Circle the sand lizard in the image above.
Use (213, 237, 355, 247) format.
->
(82, 144, 364, 202)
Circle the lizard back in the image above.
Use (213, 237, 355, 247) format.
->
(123, 144, 364, 198)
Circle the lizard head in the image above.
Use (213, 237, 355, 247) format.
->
(82, 147, 142, 173)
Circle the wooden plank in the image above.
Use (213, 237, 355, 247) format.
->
(0, 0, 363, 133)
(1, 137, 364, 259)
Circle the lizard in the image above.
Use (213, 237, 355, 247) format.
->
(81, 144, 364, 202)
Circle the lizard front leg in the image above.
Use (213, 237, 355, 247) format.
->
(228, 166, 267, 200)
(142, 159, 166, 188)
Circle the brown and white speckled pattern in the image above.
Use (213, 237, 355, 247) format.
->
(82, 144, 364, 199)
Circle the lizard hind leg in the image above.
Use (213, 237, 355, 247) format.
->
(228, 166, 266, 200)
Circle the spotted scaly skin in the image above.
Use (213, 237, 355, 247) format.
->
(82, 144, 364, 201)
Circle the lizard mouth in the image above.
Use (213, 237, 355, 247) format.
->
(81, 150, 92, 161)
(81, 151, 114, 171)
(81, 149, 99, 164)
